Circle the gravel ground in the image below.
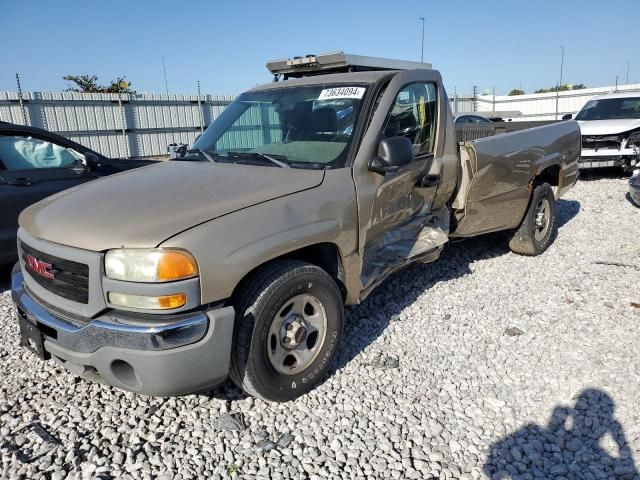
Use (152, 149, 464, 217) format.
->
(1, 176, 639, 480)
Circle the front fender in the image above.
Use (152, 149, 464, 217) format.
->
(160, 169, 359, 304)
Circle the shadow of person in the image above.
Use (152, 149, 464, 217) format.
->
(483, 389, 639, 479)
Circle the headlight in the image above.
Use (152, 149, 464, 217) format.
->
(105, 249, 198, 282)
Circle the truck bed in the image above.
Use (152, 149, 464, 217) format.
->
(451, 121, 581, 237)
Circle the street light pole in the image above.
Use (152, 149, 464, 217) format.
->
(559, 46, 565, 88)
(419, 17, 425, 63)
(555, 46, 565, 120)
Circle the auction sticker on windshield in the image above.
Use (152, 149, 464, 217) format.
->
(318, 87, 366, 100)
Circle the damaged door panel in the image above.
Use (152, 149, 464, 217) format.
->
(360, 205, 449, 297)
(359, 77, 444, 294)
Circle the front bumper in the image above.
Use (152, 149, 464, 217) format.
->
(11, 265, 235, 396)
(579, 152, 638, 170)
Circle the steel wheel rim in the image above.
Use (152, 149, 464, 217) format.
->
(267, 294, 328, 376)
(534, 197, 551, 241)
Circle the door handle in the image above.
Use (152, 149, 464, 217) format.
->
(8, 177, 35, 186)
(418, 174, 440, 188)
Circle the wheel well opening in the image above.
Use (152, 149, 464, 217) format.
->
(231, 243, 347, 302)
(534, 165, 561, 187)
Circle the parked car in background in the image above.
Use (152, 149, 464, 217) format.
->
(568, 92, 640, 171)
(454, 114, 493, 124)
(0, 122, 156, 264)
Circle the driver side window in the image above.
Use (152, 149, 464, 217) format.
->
(383, 82, 437, 158)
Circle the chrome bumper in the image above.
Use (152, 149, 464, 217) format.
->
(11, 269, 208, 353)
(11, 265, 236, 396)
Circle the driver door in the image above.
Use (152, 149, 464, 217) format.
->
(0, 133, 97, 214)
(353, 70, 445, 292)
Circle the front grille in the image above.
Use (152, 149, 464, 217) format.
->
(582, 135, 621, 151)
(21, 242, 90, 304)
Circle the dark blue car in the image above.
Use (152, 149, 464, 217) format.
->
(0, 122, 156, 264)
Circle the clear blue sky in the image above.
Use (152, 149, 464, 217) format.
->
(0, 0, 638, 96)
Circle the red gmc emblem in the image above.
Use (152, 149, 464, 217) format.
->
(25, 254, 55, 280)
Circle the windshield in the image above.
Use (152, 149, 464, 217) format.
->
(191, 85, 367, 169)
(575, 97, 640, 121)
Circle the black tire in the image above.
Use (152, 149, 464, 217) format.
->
(508, 182, 557, 256)
(229, 260, 344, 402)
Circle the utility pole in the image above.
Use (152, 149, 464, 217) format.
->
(555, 46, 565, 120)
(626, 61, 630, 85)
(472, 85, 478, 112)
(492, 86, 496, 113)
(15, 73, 28, 125)
(197, 80, 204, 134)
(419, 17, 425, 63)
(162, 56, 176, 143)
(615, 75, 619, 92)
(453, 86, 457, 113)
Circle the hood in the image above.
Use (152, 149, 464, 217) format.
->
(578, 119, 640, 136)
(20, 161, 324, 251)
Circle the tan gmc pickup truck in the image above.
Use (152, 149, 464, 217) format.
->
(11, 53, 580, 402)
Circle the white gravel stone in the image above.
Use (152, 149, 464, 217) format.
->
(1, 177, 639, 479)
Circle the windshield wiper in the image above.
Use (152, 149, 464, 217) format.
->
(186, 148, 219, 163)
(226, 151, 290, 168)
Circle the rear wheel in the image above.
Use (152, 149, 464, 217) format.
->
(230, 260, 343, 402)
(508, 182, 556, 256)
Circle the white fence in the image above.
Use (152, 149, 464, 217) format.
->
(3, 82, 640, 158)
(0, 91, 234, 158)
(452, 83, 640, 121)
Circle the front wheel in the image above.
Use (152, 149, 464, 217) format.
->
(508, 182, 557, 256)
(229, 260, 344, 402)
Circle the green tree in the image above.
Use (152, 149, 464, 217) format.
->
(534, 83, 587, 94)
(104, 77, 134, 93)
(508, 89, 525, 96)
(63, 75, 134, 93)
(63, 75, 101, 93)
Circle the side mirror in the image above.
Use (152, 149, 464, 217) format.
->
(84, 152, 100, 171)
(562, 113, 573, 120)
(369, 136, 414, 174)
(168, 143, 188, 159)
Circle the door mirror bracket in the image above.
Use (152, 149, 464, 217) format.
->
(84, 152, 101, 171)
